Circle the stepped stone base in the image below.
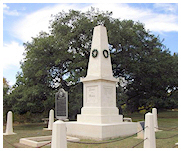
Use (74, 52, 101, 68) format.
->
(66, 122, 137, 141)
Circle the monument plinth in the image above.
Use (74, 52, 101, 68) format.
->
(66, 25, 137, 140)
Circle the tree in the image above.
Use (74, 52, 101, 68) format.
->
(109, 21, 178, 112)
(9, 8, 177, 121)
(3, 77, 9, 93)
(3, 77, 11, 121)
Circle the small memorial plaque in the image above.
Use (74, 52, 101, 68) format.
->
(55, 88, 68, 120)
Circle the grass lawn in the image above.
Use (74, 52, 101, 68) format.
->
(3, 110, 178, 148)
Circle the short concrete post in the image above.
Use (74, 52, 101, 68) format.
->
(51, 120, 67, 148)
(43, 109, 54, 130)
(48, 109, 54, 130)
(3, 111, 16, 135)
(152, 108, 158, 132)
(144, 112, 156, 148)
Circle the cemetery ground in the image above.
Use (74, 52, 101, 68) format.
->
(3, 110, 178, 148)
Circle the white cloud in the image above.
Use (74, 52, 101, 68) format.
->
(3, 41, 24, 69)
(89, 3, 178, 32)
(4, 10, 19, 16)
(3, 4, 20, 16)
(3, 4, 9, 9)
(12, 3, 178, 43)
(145, 14, 178, 32)
(13, 3, 80, 42)
(153, 3, 178, 13)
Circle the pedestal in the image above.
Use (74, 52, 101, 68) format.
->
(77, 79, 122, 124)
(66, 122, 137, 140)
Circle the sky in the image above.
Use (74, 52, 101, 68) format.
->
(2, 1, 179, 87)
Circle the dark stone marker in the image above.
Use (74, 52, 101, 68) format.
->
(55, 88, 68, 120)
(139, 121, 145, 130)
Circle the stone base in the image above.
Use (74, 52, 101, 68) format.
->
(77, 107, 123, 124)
(155, 129, 162, 132)
(3, 132, 16, 135)
(66, 122, 137, 140)
(20, 135, 52, 147)
(19, 135, 80, 148)
(43, 128, 52, 131)
(77, 114, 123, 124)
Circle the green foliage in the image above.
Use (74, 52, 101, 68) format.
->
(110, 20, 178, 112)
(5, 8, 178, 122)
(68, 83, 83, 120)
(3, 77, 11, 122)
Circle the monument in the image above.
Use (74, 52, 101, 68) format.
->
(66, 25, 137, 140)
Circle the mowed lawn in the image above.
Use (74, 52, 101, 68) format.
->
(3, 110, 178, 148)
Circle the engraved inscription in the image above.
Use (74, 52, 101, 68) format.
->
(86, 86, 97, 103)
(103, 86, 113, 106)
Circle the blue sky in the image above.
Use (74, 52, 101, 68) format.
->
(2, 1, 179, 86)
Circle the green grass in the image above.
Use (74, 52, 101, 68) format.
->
(3, 110, 178, 148)
(3, 123, 52, 148)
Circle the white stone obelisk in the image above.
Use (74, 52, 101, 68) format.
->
(3, 111, 16, 135)
(77, 25, 123, 124)
(66, 25, 137, 140)
(51, 120, 67, 148)
(44, 109, 54, 130)
(144, 113, 156, 148)
(85, 25, 116, 81)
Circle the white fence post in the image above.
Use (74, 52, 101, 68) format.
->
(51, 120, 67, 148)
(3, 111, 16, 135)
(152, 108, 158, 132)
(144, 112, 156, 148)
(43, 109, 54, 130)
(48, 109, 54, 130)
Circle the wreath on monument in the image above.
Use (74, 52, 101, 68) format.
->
(92, 49, 98, 58)
(103, 49, 109, 58)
